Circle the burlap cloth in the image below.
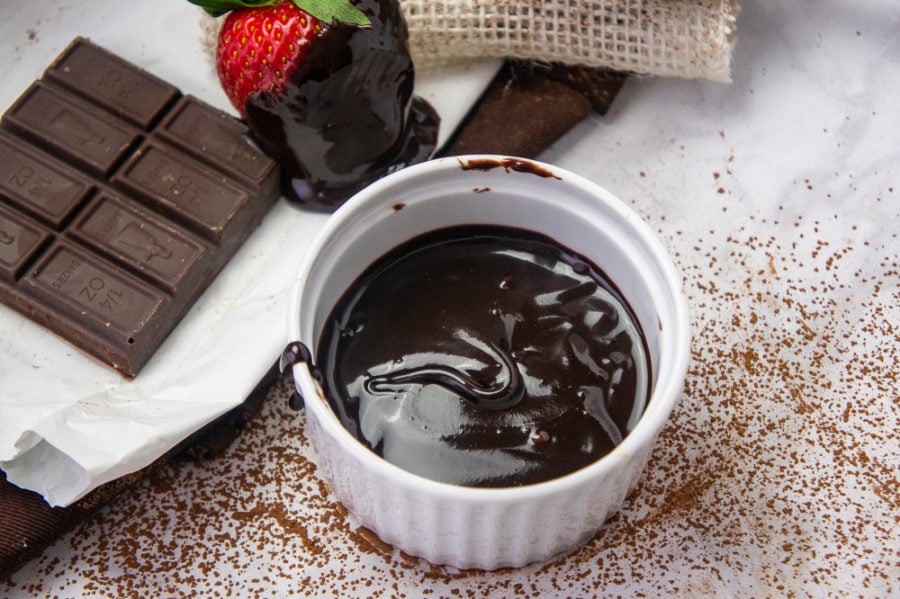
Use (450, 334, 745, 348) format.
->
(200, 1, 739, 82)
(405, 0, 739, 81)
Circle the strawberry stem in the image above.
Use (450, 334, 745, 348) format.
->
(187, 0, 279, 17)
(186, 0, 370, 25)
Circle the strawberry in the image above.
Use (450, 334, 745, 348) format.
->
(188, 0, 369, 115)
(189, 0, 439, 208)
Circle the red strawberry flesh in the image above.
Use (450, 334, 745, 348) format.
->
(216, 3, 323, 116)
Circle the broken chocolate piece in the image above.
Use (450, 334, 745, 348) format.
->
(441, 62, 592, 159)
(440, 61, 628, 159)
(531, 62, 627, 116)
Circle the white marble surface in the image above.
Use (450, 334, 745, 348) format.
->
(4, 0, 899, 596)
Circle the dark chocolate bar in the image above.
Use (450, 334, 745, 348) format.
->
(0, 37, 280, 377)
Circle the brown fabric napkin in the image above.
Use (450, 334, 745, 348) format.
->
(0, 61, 625, 582)
(0, 365, 278, 581)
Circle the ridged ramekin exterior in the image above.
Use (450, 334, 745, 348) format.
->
(306, 404, 657, 569)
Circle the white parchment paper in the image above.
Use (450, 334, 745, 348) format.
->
(0, 0, 500, 507)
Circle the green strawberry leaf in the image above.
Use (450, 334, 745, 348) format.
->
(186, 0, 370, 25)
(186, 0, 279, 17)
(294, 0, 369, 25)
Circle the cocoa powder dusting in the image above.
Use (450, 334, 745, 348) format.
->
(3, 174, 897, 597)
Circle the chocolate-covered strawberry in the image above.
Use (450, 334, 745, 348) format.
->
(189, 0, 439, 209)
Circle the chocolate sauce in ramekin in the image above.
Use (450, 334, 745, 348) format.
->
(317, 226, 650, 487)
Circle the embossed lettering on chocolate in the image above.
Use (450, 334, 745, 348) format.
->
(318, 226, 651, 487)
(0, 38, 280, 377)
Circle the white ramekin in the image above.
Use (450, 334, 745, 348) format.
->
(287, 155, 690, 570)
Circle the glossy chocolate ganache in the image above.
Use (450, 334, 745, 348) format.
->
(244, 0, 439, 209)
(316, 226, 651, 487)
